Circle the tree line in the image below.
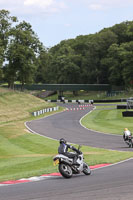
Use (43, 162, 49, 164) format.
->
(0, 10, 133, 90)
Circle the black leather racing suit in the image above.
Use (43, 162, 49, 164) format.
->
(58, 143, 80, 163)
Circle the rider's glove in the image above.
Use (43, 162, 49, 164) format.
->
(76, 149, 82, 154)
(71, 146, 82, 154)
(78, 150, 82, 154)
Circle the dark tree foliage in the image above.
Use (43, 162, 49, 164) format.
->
(43, 21, 133, 89)
(0, 10, 17, 82)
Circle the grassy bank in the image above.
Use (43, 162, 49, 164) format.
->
(0, 87, 133, 181)
(0, 87, 60, 181)
(0, 87, 57, 124)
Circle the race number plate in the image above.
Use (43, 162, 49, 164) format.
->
(53, 159, 59, 166)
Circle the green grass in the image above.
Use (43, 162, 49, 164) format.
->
(0, 87, 56, 124)
(0, 87, 133, 182)
(81, 106, 133, 134)
(0, 134, 59, 181)
(0, 87, 62, 181)
(0, 130, 133, 181)
(81, 146, 133, 165)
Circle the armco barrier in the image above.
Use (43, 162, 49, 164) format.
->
(94, 99, 126, 103)
(46, 99, 126, 103)
(32, 106, 59, 117)
(117, 105, 133, 109)
(122, 111, 133, 117)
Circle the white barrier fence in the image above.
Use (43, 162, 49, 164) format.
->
(46, 99, 94, 104)
(32, 106, 59, 117)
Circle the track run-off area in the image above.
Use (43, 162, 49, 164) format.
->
(1, 103, 133, 200)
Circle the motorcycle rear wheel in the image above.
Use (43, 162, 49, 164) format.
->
(83, 163, 91, 175)
(59, 163, 72, 178)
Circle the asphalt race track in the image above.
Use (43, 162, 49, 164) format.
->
(1, 103, 133, 200)
(26, 103, 133, 151)
(1, 158, 133, 200)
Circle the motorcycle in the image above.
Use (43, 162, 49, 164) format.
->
(53, 145, 91, 178)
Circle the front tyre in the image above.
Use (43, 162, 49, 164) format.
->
(59, 163, 72, 178)
(131, 139, 133, 148)
(83, 163, 91, 175)
(128, 139, 132, 148)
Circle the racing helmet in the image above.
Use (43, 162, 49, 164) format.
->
(124, 128, 128, 131)
(59, 138, 66, 144)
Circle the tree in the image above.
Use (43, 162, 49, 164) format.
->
(0, 10, 17, 82)
(120, 42, 133, 88)
(111, 21, 131, 44)
(47, 44, 81, 84)
(103, 44, 124, 86)
(80, 30, 117, 84)
(103, 41, 133, 88)
(5, 21, 42, 89)
(35, 48, 50, 83)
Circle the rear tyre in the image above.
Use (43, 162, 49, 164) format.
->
(83, 163, 91, 175)
(59, 163, 72, 178)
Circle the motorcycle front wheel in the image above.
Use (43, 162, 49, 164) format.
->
(83, 163, 91, 175)
(59, 163, 72, 178)
(128, 139, 133, 148)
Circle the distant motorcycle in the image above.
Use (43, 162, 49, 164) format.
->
(53, 145, 91, 178)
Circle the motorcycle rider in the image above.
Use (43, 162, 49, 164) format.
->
(123, 128, 131, 142)
(58, 138, 81, 165)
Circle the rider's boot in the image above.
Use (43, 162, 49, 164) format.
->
(72, 157, 80, 166)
